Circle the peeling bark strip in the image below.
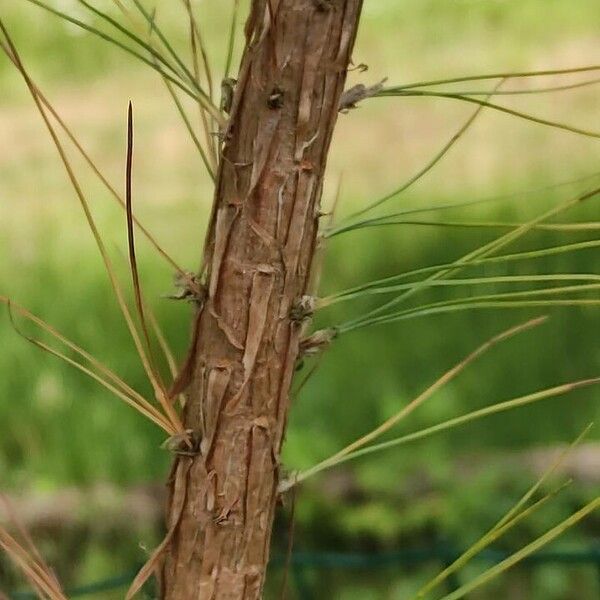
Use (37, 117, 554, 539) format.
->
(161, 1, 363, 597)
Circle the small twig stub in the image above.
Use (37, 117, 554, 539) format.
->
(339, 77, 387, 112)
(299, 328, 337, 356)
(166, 271, 206, 304)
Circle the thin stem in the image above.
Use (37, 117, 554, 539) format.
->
(340, 186, 600, 332)
(224, 0, 240, 78)
(326, 239, 600, 302)
(327, 169, 600, 237)
(279, 318, 546, 491)
(438, 496, 600, 600)
(340, 83, 501, 223)
(1, 23, 185, 434)
(0, 36, 186, 275)
(289, 378, 600, 486)
(393, 64, 600, 91)
(378, 90, 600, 139)
(24, 0, 201, 103)
(320, 274, 600, 309)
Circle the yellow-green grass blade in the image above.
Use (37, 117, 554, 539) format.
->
(415, 424, 592, 598)
(437, 497, 600, 600)
(286, 377, 599, 488)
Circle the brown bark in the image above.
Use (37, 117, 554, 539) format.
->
(160, 1, 363, 597)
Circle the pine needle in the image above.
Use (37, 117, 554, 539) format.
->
(129, 0, 222, 123)
(415, 482, 572, 599)
(5, 300, 175, 434)
(24, 0, 201, 103)
(0, 296, 156, 414)
(340, 82, 502, 222)
(0, 527, 65, 600)
(326, 239, 600, 303)
(180, 0, 214, 99)
(0, 496, 67, 600)
(181, 0, 217, 169)
(330, 218, 600, 236)
(280, 317, 547, 491)
(224, 0, 240, 79)
(432, 77, 600, 97)
(125, 102, 167, 394)
(326, 170, 600, 238)
(0, 37, 188, 278)
(76, 0, 187, 83)
(160, 71, 217, 180)
(392, 64, 600, 91)
(437, 496, 600, 600)
(379, 89, 600, 139)
(320, 273, 600, 309)
(338, 185, 600, 332)
(327, 377, 600, 471)
(335, 280, 600, 332)
(341, 298, 600, 332)
(1, 22, 185, 435)
(415, 424, 592, 598)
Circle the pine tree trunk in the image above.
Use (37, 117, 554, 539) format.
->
(160, 1, 363, 597)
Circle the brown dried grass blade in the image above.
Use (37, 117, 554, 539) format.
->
(181, 0, 217, 167)
(125, 103, 166, 391)
(167, 309, 203, 400)
(146, 308, 178, 380)
(126, 458, 192, 599)
(145, 307, 187, 409)
(0, 496, 67, 600)
(0, 296, 163, 421)
(0, 36, 187, 278)
(0, 529, 56, 599)
(5, 301, 175, 433)
(0, 495, 64, 597)
(0, 23, 185, 435)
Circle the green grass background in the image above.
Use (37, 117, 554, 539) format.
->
(1, 1, 599, 597)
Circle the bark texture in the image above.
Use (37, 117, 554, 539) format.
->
(161, 1, 363, 597)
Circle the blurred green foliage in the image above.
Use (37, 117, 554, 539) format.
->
(1, 1, 599, 597)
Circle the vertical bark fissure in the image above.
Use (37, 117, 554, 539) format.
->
(161, 1, 363, 598)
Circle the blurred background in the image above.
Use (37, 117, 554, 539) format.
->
(1, 1, 599, 598)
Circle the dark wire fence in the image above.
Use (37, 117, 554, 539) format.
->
(10, 545, 600, 599)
